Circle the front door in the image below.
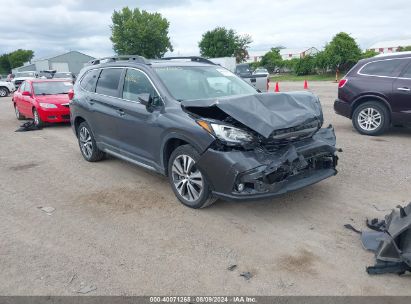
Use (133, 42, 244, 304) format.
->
(20, 82, 34, 117)
(114, 68, 163, 167)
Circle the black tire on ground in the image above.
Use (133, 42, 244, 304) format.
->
(32, 108, 45, 127)
(14, 103, 25, 120)
(168, 144, 217, 209)
(352, 101, 390, 136)
(77, 121, 105, 162)
(0, 87, 9, 97)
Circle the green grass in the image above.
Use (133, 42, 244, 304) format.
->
(270, 73, 338, 82)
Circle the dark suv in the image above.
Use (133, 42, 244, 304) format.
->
(334, 52, 411, 135)
(70, 56, 338, 208)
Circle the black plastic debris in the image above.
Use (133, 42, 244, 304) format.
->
(344, 223, 361, 234)
(15, 121, 42, 132)
(240, 272, 253, 280)
(362, 202, 411, 275)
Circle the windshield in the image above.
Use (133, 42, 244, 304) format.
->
(33, 81, 73, 95)
(16, 72, 36, 77)
(255, 69, 268, 73)
(154, 66, 257, 101)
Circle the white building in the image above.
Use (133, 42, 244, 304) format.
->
(247, 47, 319, 63)
(367, 39, 411, 54)
(280, 47, 319, 60)
(246, 50, 267, 63)
(12, 51, 95, 76)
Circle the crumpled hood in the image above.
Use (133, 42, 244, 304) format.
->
(181, 91, 323, 138)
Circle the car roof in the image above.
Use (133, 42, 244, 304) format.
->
(84, 60, 216, 73)
(360, 52, 411, 64)
(28, 79, 73, 83)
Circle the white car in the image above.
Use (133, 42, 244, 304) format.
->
(253, 68, 270, 77)
(12, 71, 37, 89)
(0, 80, 15, 97)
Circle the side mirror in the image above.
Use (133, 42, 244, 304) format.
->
(137, 93, 151, 106)
(22, 91, 31, 97)
(68, 88, 74, 101)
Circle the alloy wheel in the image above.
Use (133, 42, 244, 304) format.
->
(79, 126, 93, 159)
(357, 107, 382, 131)
(171, 154, 204, 202)
(0, 88, 7, 97)
(33, 110, 40, 126)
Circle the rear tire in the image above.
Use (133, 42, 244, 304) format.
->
(352, 101, 390, 136)
(14, 104, 25, 120)
(77, 121, 105, 162)
(0, 87, 9, 97)
(168, 145, 216, 209)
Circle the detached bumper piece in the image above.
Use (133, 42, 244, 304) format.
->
(197, 126, 338, 201)
(362, 202, 411, 275)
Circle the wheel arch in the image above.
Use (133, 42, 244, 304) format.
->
(161, 134, 206, 176)
(351, 95, 392, 120)
(73, 116, 86, 137)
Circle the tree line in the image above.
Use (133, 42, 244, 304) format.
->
(109, 8, 410, 75)
(0, 49, 34, 75)
(255, 32, 378, 75)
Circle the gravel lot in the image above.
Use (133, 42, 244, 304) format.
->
(1, 81, 411, 295)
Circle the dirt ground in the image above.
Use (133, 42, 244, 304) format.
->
(1, 81, 411, 295)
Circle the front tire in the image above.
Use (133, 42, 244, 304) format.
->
(77, 121, 105, 162)
(352, 101, 390, 136)
(168, 145, 216, 209)
(33, 108, 44, 127)
(0, 87, 9, 97)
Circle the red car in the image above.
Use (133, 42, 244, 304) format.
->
(12, 79, 73, 127)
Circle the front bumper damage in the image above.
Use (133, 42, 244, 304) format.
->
(197, 126, 338, 201)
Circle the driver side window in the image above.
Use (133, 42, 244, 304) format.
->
(122, 69, 161, 106)
(20, 82, 26, 92)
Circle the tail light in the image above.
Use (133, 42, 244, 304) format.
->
(267, 78, 270, 91)
(68, 88, 74, 100)
(338, 78, 348, 89)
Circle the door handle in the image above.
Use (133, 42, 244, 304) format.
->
(116, 109, 125, 116)
(397, 87, 410, 92)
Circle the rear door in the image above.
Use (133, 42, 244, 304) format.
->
(91, 67, 125, 148)
(392, 60, 411, 124)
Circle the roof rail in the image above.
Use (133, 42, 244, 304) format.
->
(87, 55, 150, 66)
(162, 56, 216, 65)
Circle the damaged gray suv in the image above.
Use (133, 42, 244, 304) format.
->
(70, 56, 338, 208)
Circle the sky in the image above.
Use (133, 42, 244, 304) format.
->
(1, 0, 410, 60)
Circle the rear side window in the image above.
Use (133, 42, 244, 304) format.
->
(359, 59, 404, 77)
(400, 62, 411, 78)
(96, 68, 123, 97)
(80, 69, 100, 92)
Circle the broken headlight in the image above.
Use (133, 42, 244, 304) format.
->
(211, 123, 254, 143)
(197, 120, 254, 143)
